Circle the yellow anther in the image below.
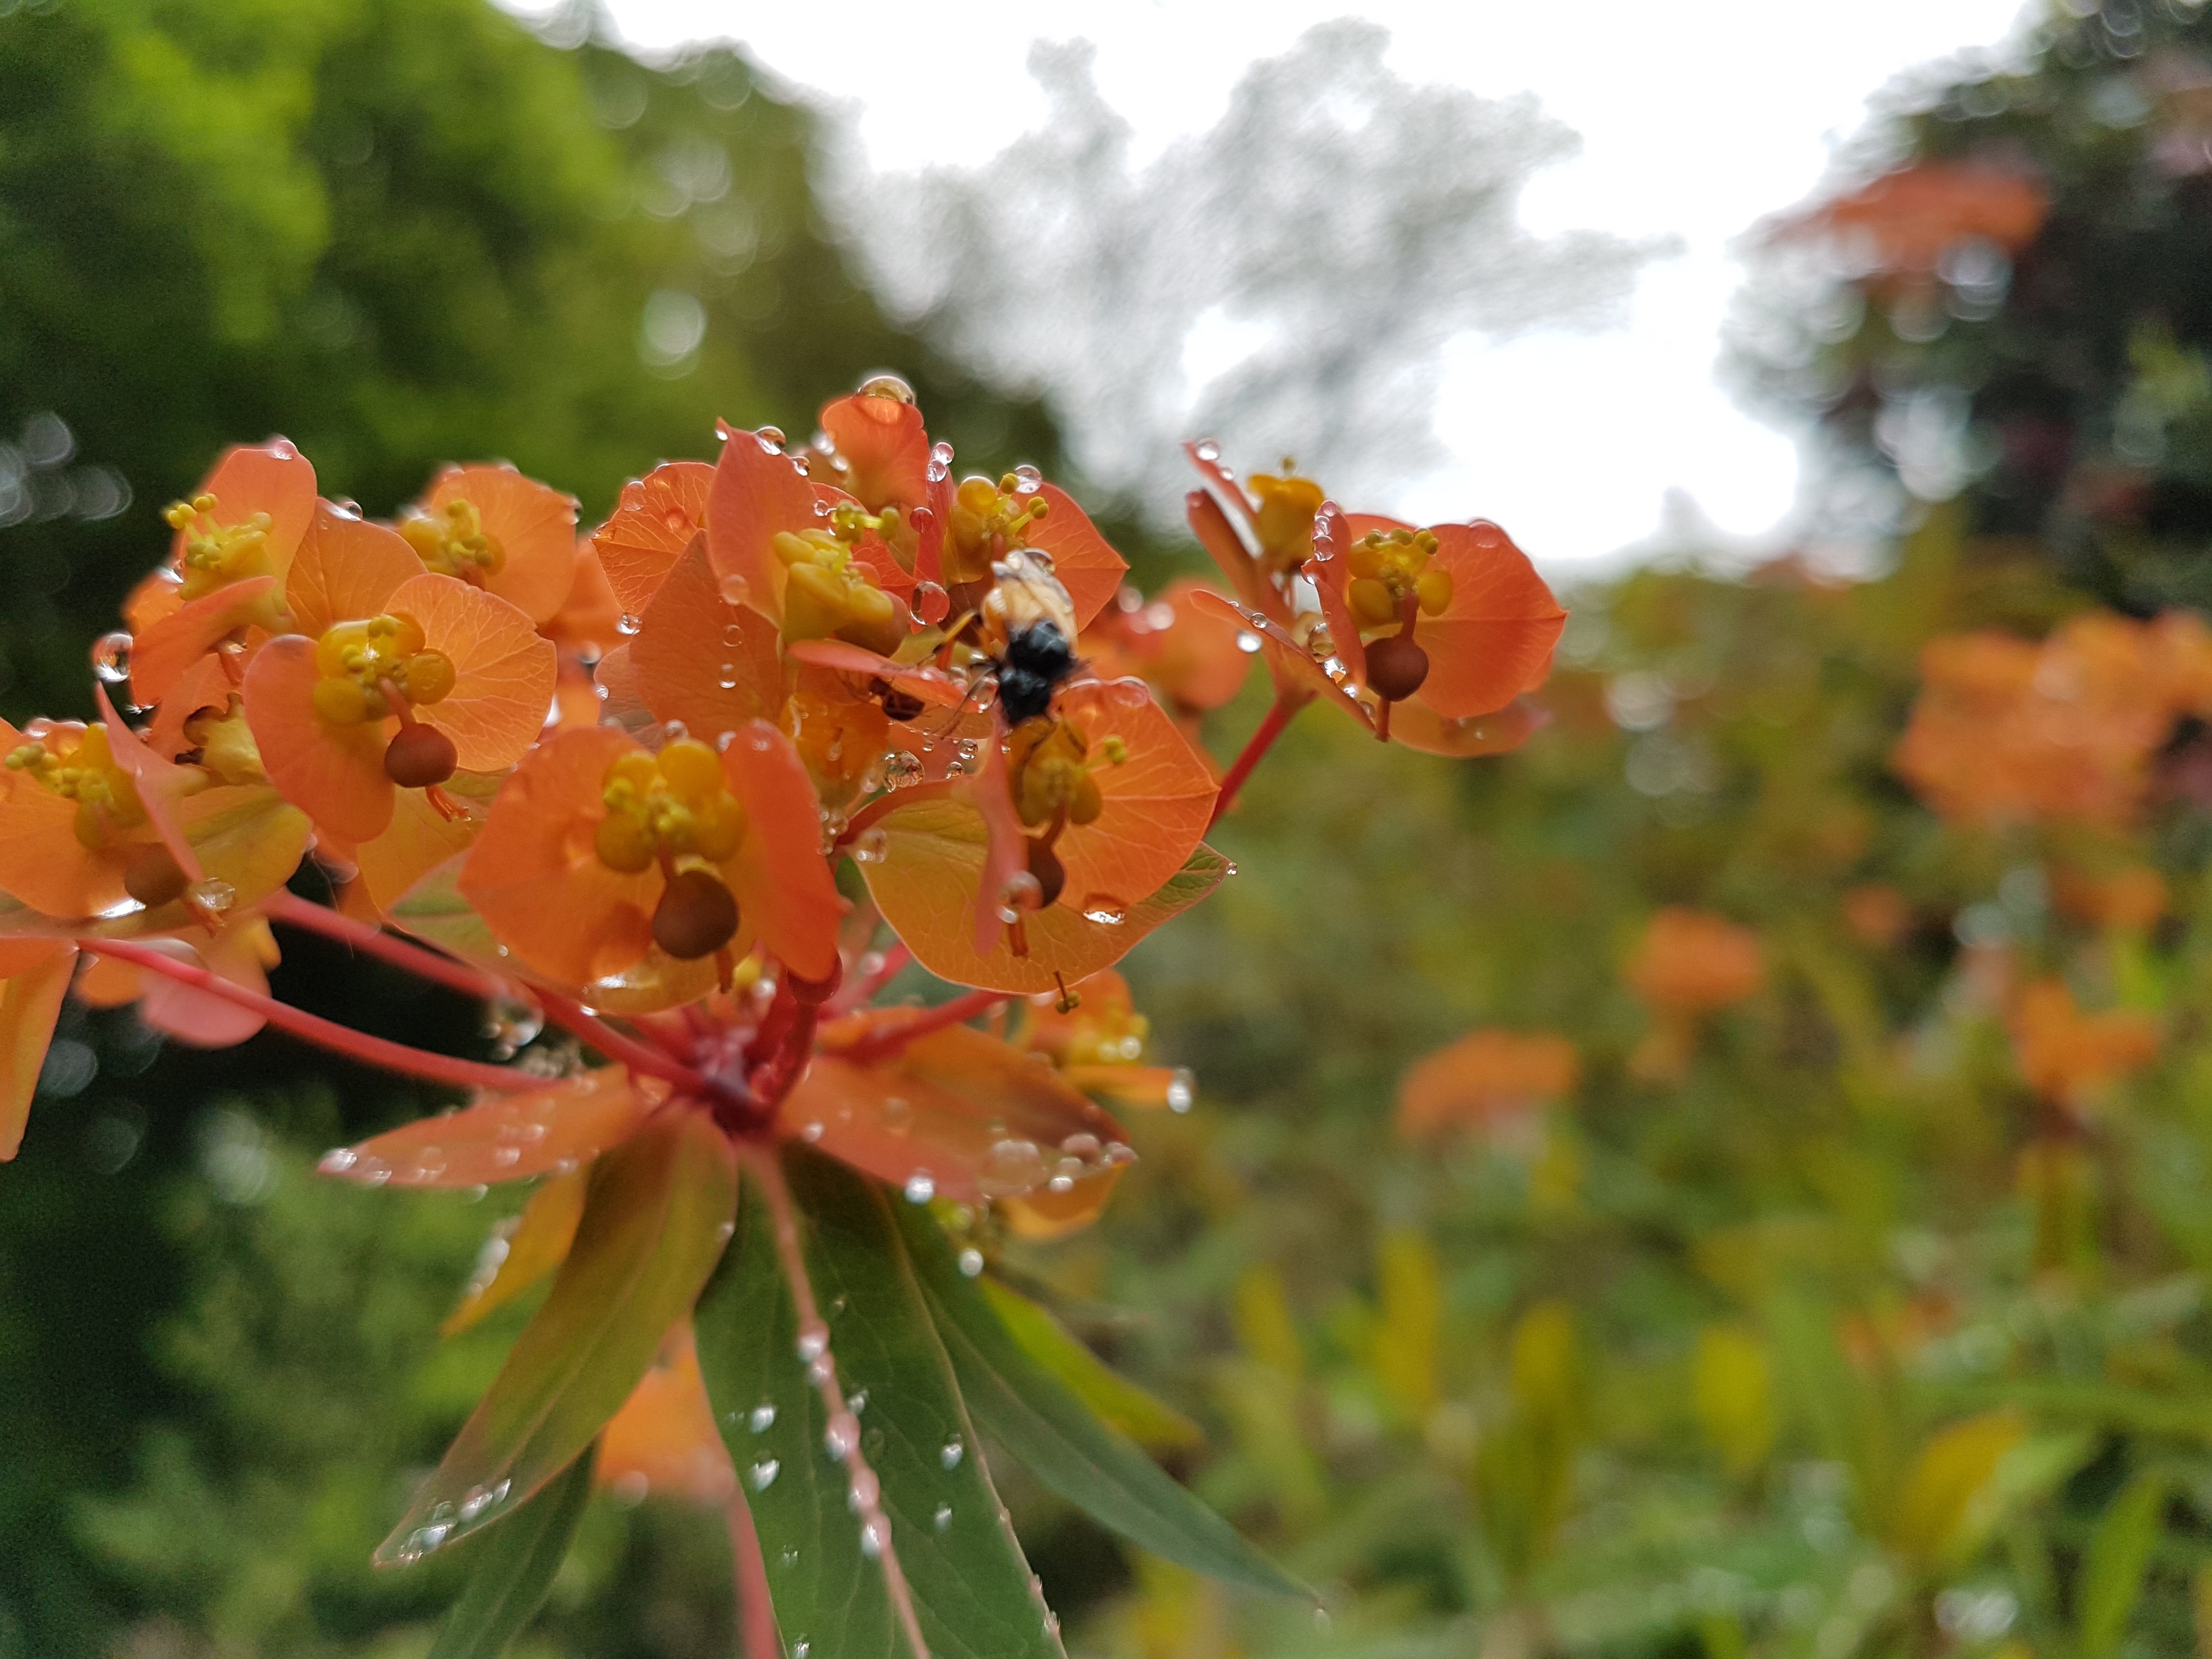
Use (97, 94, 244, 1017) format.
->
(1346, 527, 1449, 628)
(309, 613, 447, 726)
(594, 738, 748, 876)
(1248, 470, 1325, 573)
(165, 490, 279, 601)
(947, 476, 1052, 584)
(1007, 717, 1120, 830)
(400, 498, 504, 582)
(9, 725, 148, 849)
(772, 528, 902, 653)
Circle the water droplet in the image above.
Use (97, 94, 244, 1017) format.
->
(92, 631, 133, 685)
(791, 1638, 809, 1658)
(913, 580, 950, 624)
(979, 1138, 1045, 1198)
(958, 1247, 984, 1278)
(929, 441, 955, 466)
(458, 1478, 510, 1521)
(1011, 464, 1043, 495)
(996, 871, 1043, 924)
(940, 1438, 964, 1470)
(754, 425, 787, 451)
(934, 1503, 953, 1531)
(492, 1145, 521, 1167)
(808, 1354, 833, 1386)
(847, 1468, 879, 1511)
(750, 1458, 780, 1491)
(846, 1388, 868, 1414)
(188, 877, 235, 913)
(1060, 1132, 1101, 1160)
(881, 749, 923, 788)
(717, 572, 750, 606)
(749, 1402, 777, 1433)
(780, 1551, 799, 1572)
(718, 662, 740, 690)
(1235, 629, 1263, 654)
(1079, 894, 1127, 927)
(854, 827, 889, 864)
(796, 1321, 829, 1362)
(825, 1410, 860, 1460)
(860, 1516, 889, 1558)
(617, 612, 643, 636)
(319, 1147, 358, 1174)
(1194, 440, 1221, 462)
(800, 1120, 825, 1143)
(662, 506, 690, 533)
(904, 1170, 935, 1204)
(1166, 1068, 1195, 1113)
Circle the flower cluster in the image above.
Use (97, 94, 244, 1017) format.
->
(0, 377, 1561, 1639)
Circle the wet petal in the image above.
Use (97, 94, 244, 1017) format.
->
(632, 537, 786, 741)
(0, 720, 125, 917)
(788, 1020, 1129, 1205)
(1051, 694, 1217, 918)
(821, 392, 929, 514)
(595, 460, 714, 619)
(1025, 483, 1127, 631)
(177, 439, 317, 578)
(353, 769, 502, 915)
(1413, 521, 1566, 719)
(706, 425, 817, 627)
(1387, 696, 1546, 758)
(596, 1324, 735, 1505)
(325, 1065, 660, 1187)
(443, 1167, 590, 1336)
(782, 639, 966, 708)
(130, 575, 278, 707)
(135, 923, 277, 1048)
(0, 943, 77, 1160)
(719, 721, 845, 981)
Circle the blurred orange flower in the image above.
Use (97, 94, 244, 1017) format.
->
(1894, 612, 2212, 827)
(2008, 978, 2159, 1115)
(1627, 908, 1765, 1014)
(2051, 864, 2169, 933)
(1841, 882, 1913, 949)
(1397, 1029, 1579, 1139)
(1781, 162, 2047, 282)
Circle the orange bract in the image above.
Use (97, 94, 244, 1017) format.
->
(1081, 579, 1252, 714)
(707, 425, 819, 628)
(2009, 979, 2159, 1114)
(416, 464, 580, 625)
(1782, 162, 2048, 276)
(324, 1065, 663, 1186)
(597, 1324, 736, 1505)
(595, 460, 715, 619)
(792, 1018, 1130, 1205)
(1024, 484, 1128, 633)
(1397, 1029, 1580, 1139)
(1044, 695, 1219, 921)
(820, 391, 929, 515)
(631, 538, 787, 741)
(1627, 908, 1765, 1014)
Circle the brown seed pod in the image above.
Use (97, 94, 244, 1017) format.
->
(653, 867, 740, 960)
(122, 841, 191, 909)
(1026, 837, 1067, 909)
(1363, 633, 1431, 702)
(383, 723, 459, 788)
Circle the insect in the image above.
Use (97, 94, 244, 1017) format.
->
(975, 548, 1080, 725)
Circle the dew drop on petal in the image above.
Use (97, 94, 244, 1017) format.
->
(1167, 1068, 1196, 1113)
(749, 1402, 777, 1433)
(1080, 895, 1127, 927)
(1194, 440, 1221, 462)
(617, 613, 643, 636)
(92, 631, 133, 685)
(958, 1247, 984, 1278)
(940, 1438, 964, 1470)
(319, 1147, 358, 1175)
(934, 1504, 953, 1532)
(750, 1458, 780, 1491)
(1236, 630, 1263, 654)
(796, 1321, 829, 1363)
(904, 1170, 935, 1204)
(860, 1516, 888, 1559)
(853, 827, 889, 864)
(717, 573, 749, 606)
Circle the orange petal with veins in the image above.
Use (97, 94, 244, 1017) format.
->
(707, 425, 817, 627)
(386, 573, 556, 770)
(284, 502, 417, 637)
(1025, 484, 1127, 632)
(242, 636, 394, 842)
(821, 393, 929, 514)
(720, 722, 845, 981)
(0, 720, 127, 916)
(632, 537, 786, 741)
(782, 639, 966, 708)
(1048, 694, 1216, 917)
(177, 439, 317, 573)
(424, 464, 579, 625)
(459, 726, 661, 988)
(546, 541, 624, 657)
(1389, 696, 1547, 759)
(595, 460, 714, 618)
(788, 1020, 1128, 1204)
(353, 770, 501, 915)
(1410, 521, 1565, 720)
(324, 1065, 661, 1187)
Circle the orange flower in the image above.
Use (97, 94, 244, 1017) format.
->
(1397, 1030, 1580, 1139)
(1841, 883, 1913, 949)
(818, 383, 930, 517)
(2009, 978, 2158, 1115)
(242, 511, 555, 843)
(1628, 909, 1764, 1014)
(1779, 162, 2047, 282)
(398, 464, 579, 627)
(1895, 612, 2212, 827)
(1080, 578, 1253, 716)
(2051, 864, 2168, 933)
(592, 459, 714, 620)
(130, 438, 319, 706)
(458, 723, 844, 995)
(597, 1325, 736, 1505)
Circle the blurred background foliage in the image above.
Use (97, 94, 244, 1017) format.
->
(18, 2, 2212, 1658)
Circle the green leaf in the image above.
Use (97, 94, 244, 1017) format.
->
(377, 1110, 737, 1565)
(895, 1200, 1310, 1601)
(695, 1147, 1064, 1659)
(2076, 1469, 2168, 1658)
(427, 1443, 596, 1659)
(979, 1279, 1201, 1454)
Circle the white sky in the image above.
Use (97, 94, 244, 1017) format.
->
(594, 0, 2035, 568)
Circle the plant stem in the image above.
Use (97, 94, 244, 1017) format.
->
(724, 1490, 782, 1659)
(1208, 693, 1304, 831)
(263, 889, 511, 1003)
(827, 939, 910, 1015)
(87, 936, 535, 1094)
(532, 986, 714, 1099)
(743, 1146, 931, 1659)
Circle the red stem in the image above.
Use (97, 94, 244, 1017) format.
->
(828, 940, 910, 1015)
(264, 890, 511, 1004)
(87, 936, 535, 1094)
(532, 987, 712, 1097)
(1207, 693, 1303, 831)
(834, 987, 1006, 1066)
(724, 1491, 782, 1659)
(837, 781, 957, 851)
